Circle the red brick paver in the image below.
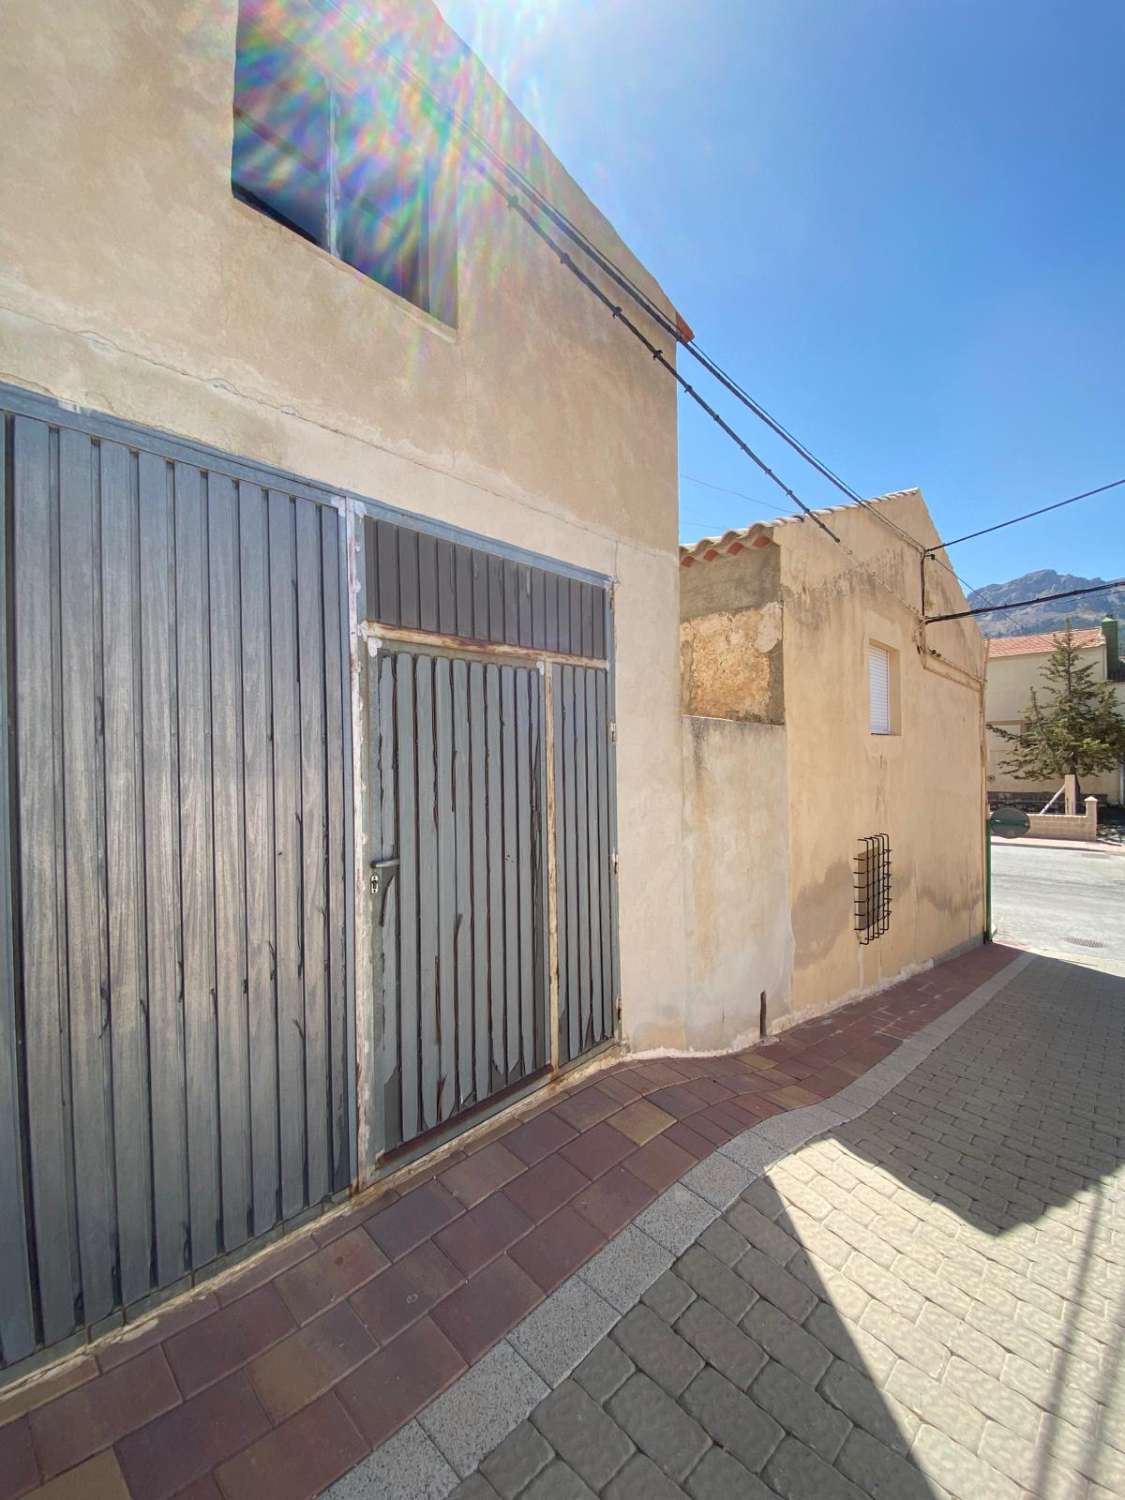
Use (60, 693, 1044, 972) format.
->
(0, 943, 1018, 1499)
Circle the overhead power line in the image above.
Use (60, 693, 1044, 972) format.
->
(925, 579, 1124, 625)
(927, 478, 1125, 553)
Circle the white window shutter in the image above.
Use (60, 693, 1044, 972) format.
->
(869, 645, 892, 734)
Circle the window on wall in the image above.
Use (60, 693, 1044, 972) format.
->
(231, 2, 457, 324)
(868, 642, 896, 735)
(855, 834, 892, 943)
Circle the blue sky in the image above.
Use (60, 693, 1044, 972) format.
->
(439, 0, 1124, 598)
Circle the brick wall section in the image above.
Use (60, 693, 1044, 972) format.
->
(0, 943, 1018, 1500)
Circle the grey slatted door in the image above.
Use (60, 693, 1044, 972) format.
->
(555, 664, 618, 1065)
(0, 407, 352, 1374)
(368, 649, 549, 1154)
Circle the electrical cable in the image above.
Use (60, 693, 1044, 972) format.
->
(927, 479, 1125, 553)
(926, 580, 1124, 625)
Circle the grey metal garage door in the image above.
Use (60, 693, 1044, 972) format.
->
(0, 395, 353, 1376)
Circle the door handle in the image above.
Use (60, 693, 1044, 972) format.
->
(369, 858, 399, 898)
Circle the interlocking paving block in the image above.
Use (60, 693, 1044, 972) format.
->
(675, 1296, 768, 1391)
(742, 1300, 832, 1387)
(835, 1427, 935, 1500)
(532, 1380, 634, 1489)
(419, 1342, 549, 1479)
(725, 1201, 799, 1266)
(573, 1340, 636, 1406)
(734, 1244, 818, 1323)
(449, 1476, 503, 1500)
(764, 1434, 867, 1499)
(642, 1270, 696, 1325)
(633, 1184, 719, 1255)
(479, 1422, 553, 1500)
(606, 1372, 711, 1482)
(508, 1275, 619, 1386)
(579, 1225, 674, 1314)
(604, 1452, 691, 1500)
(521, 1459, 599, 1499)
(686, 1445, 780, 1500)
(682, 1367, 784, 1473)
(325, 1420, 459, 1500)
(911, 1423, 1021, 1500)
(886, 1361, 984, 1449)
(750, 1360, 851, 1462)
(818, 1359, 914, 1456)
(612, 1304, 703, 1397)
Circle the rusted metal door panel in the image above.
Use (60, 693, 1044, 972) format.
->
(0, 398, 353, 1378)
(367, 647, 549, 1155)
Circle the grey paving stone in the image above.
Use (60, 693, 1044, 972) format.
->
(532, 1380, 634, 1490)
(579, 1225, 674, 1313)
(835, 1426, 935, 1500)
(942, 1354, 1042, 1441)
(607, 1372, 711, 1482)
(725, 1200, 800, 1266)
(749, 1360, 851, 1461)
(521, 1459, 598, 1500)
(718, 1130, 785, 1175)
(764, 1434, 867, 1499)
(326, 1420, 459, 1500)
(603, 1452, 691, 1500)
(911, 1423, 1021, 1500)
(675, 1296, 768, 1390)
(642, 1270, 696, 1325)
(686, 1446, 780, 1500)
(804, 1303, 896, 1385)
(676, 1244, 757, 1323)
(419, 1342, 550, 1478)
(735, 1244, 818, 1323)
(450, 1478, 502, 1500)
(634, 1185, 720, 1255)
(697, 1218, 749, 1267)
(573, 1338, 635, 1406)
(756, 1104, 844, 1152)
(612, 1303, 703, 1397)
(739, 1176, 788, 1222)
(509, 1274, 620, 1386)
(681, 1152, 759, 1209)
(885, 1362, 984, 1450)
(818, 1358, 915, 1456)
(859, 1301, 948, 1379)
(742, 1299, 833, 1386)
(480, 1422, 554, 1500)
(682, 1367, 784, 1474)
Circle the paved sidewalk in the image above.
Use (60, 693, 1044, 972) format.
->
(0, 944, 1015, 1498)
(435, 955, 1125, 1500)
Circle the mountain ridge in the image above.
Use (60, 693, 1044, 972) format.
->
(967, 570, 1121, 638)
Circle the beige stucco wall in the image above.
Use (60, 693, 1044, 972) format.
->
(985, 645, 1122, 803)
(681, 492, 988, 1033)
(681, 716, 793, 1052)
(0, 0, 689, 1046)
(779, 493, 987, 1016)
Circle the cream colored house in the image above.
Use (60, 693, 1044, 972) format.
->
(985, 622, 1125, 806)
(680, 490, 988, 1040)
(0, 0, 696, 1375)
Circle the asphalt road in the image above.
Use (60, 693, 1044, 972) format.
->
(991, 840, 1125, 974)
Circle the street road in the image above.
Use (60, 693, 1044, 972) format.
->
(992, 840, 1125, 974)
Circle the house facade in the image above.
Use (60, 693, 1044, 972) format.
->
(0, 0, 690, 1378)
(680, 490, 988, 1038)
(985, 622, 1125, 807)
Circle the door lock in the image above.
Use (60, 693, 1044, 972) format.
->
(369, 858, 400, 903)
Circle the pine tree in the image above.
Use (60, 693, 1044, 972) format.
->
(995, 624, 1125, 798)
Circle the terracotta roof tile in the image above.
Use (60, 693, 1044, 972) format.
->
(987, 629, 1105, 658)
(678, 491, 919, 567)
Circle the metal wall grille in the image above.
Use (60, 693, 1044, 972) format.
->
(364, 516, 608, 660)
(0, 409, 352, 1372)
(854, 833, 892, 943)
(368, 649, 549, 1154)
(554, 665, 618, 1064)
